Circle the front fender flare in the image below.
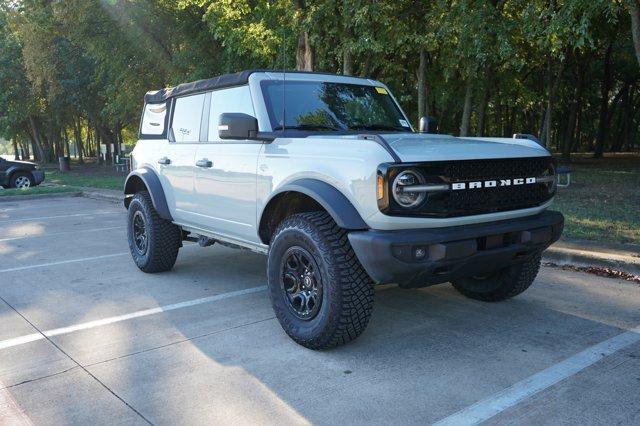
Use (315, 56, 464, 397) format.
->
(263, 178, 368, 230)
(124, 167, 172, 221)
(6, 165, 33, 180)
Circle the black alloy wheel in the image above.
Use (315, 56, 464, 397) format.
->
(280, 246, 323, 320)
(132, 210, 148, 255)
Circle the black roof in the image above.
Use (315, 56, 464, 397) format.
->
(144, 69, 367, 104)
(144, 70, 255, 104)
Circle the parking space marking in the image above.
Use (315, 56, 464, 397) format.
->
(0, 211, 120, 223)
(0, 286, 267, 351)
(0, 226, 123, 242)
(0, 252, 129, 273)
(433, 325, 640, 426)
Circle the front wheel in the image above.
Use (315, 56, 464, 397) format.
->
(127, 191, 181, 273)
(9, 172, 34, 189)
(267, 212, 374, 350)
(451, 254, 542, 301)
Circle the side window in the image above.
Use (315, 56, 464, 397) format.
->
(141, 102, 167, 136)
(171, 94, 205, 143)
(208, 86, 255, 142)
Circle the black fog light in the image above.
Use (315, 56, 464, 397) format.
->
(413, 246, 427, 260)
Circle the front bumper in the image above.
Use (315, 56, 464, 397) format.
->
(32, 170, 45, 185)
(348, 210, 564, 287)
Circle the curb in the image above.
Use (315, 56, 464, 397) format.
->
(81, 190, 121, 203)
(0, 191, 82, 202)
(543, 245, 640, 275)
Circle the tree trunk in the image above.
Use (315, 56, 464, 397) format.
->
(95, 126, 103, 165)
(562, 63, 585, 159)
(476, 86, 491, 137)
(98, 125, 115, 164)
(417, 48, 427, 123)
(63, 128, 71, 158)
(628, 0, 640, 67)
(343, 49, 352, 75)
(540, 57, 565, 147)
(12, 139, 19, 160)
(74, 117, 84, 164)
(459, 79, 473, 136)
(296, 31, 314, 71)
(595, 42, 613, 158)
(28, 115, 46, 163)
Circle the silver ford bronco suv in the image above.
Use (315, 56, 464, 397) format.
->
(124, 70, 563, 349)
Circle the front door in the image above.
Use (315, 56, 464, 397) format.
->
(191, 85, 262, 244)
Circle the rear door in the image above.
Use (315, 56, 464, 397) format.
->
(192, 85, 263, 244)
(157, 94, 205, 225)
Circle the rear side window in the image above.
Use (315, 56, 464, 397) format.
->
(171, 94, 206, 143)
(208, 86, 254, 142)
(141, 102, 167, 136)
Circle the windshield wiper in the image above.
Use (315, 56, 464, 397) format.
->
(349, 124, 408, 131)
(273, 124, 343, 131)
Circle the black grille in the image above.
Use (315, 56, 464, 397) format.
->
(381, 157, 555, 218)
(437, 157, 551, 182)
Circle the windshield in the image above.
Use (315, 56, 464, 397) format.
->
(260, 80, 412, 132)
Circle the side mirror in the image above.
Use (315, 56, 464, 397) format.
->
(418, 116, 438, 133)
(418, 116, 429, 133)
(219, 113, 259, 140)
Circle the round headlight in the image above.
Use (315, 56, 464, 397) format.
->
(392, 170, 426, 208)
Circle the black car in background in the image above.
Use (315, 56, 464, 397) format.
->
(0, 157, 45, 189)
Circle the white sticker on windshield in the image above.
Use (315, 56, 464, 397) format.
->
(399, 119, 409, 127)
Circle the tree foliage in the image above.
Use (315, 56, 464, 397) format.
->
(0, 0, 637, 162)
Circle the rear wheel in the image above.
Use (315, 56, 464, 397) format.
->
(451, 254, 542, 301)
(9, 172, 34, 189)
(267, 212, 374, 350)
(127, 191, 181, 273)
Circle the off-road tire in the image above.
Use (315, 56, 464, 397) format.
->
(127, 191, 181, 273)
(9, 172, 34, 189)
(451, 254, 542, 302)
(267, 211, 374, 350)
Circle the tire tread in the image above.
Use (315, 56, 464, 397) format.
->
(269, 211, 374, 349)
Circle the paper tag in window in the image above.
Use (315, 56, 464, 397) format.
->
(375, 87, 388, 95)
(398, 119, 409, 127)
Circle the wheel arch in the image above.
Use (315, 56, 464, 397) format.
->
(6, 166, 34, 182)
(124, 167, 172, 220)
(258, 178, 368, 245)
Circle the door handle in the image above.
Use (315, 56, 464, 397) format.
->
(196, 159, 213, 168)
(158, 157, 171, 165)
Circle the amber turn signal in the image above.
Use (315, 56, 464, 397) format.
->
(377, 175, 385, 200)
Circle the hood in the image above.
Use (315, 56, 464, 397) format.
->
(382, 133, 550, 162)
(7, 159, 38, 168)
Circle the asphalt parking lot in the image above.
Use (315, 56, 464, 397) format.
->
(0, 196, 638, 425)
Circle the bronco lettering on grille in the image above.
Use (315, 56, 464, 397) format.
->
(451, 177, 536, 190)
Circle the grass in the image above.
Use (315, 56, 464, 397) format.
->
(0, 161, 125, 197)
(552, 153, 640, 245)
(43, 166, 125, 190)
(0, 185, 79, 197)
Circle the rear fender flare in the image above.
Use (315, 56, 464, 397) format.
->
(124, 167, 172, 220)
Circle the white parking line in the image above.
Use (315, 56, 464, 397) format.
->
(0, 286, 267, 350)
(0, 211, 120, 223)
(0, 226, 123, 242)
(0, 253, 129, 273)
(432, 325, 640, 426)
